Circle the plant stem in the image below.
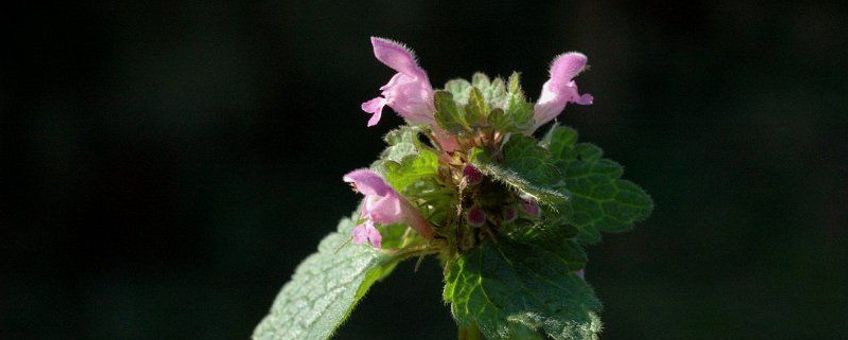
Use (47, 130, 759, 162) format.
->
(458, 324, 483, 340)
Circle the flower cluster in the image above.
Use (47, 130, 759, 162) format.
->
(346, 37, 592, 249)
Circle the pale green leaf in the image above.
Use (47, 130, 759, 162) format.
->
(379, 126, 425, 164)
(252, 218, 395, 340)
(385, 149, 439, 193)
(471, 72, 491, 89)
(445, 78, 472, 106)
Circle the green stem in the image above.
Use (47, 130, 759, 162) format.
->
(458, 324, 483, 340)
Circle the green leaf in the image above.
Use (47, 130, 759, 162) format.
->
(253, 218, 396, 340)
(502, 72, 535, 132)
(444, 238, 602, 340)
(465, 87, 489, 127)
(487, 108, 510, 131)
(503, 90, 534, 132)
(382, 142, 456, 227)
(471, 72, 491, 89)
(541, 123, 578, 152)
(545, 125, 654, 244)
(380, 126, 425, 164)
(469, 142, 567, 206)
(502, 135, 560, 185)
(445, 78, 472, 106)
(482, 77, 507, 108)
(385, 149, 439, 193)
(434, 90, 469, 133)
(507, 71, 522, 93)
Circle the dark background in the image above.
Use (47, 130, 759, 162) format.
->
(2, 1, 846, 339)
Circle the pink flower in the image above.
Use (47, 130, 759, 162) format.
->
(361, 37, 435, 127)
(533, 52, 594, 130)
(351, 220, 382, 248)
(343, 168, 434, 247)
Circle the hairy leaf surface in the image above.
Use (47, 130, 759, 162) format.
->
(444, 238, 602, 340)
(253, 218, 395, 340)
(545, 125, 654, 244)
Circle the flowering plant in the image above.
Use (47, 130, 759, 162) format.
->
(254, 37, 652, 340)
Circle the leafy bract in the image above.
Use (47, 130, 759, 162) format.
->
(465, 87, 489, 127)
(544, 125, 654, 244)
(379, 128, 455, 226)
(502, 72, 534, 132)
(443, 237, 602, 340)
(469, 135, 568, 205)
(379, 126, 426, 164)
(434, 90, 469, 133)
(444, 78, 472, 105)
(385, 149, 439, 193)
(441, 72, 534, 133)
(252, 218, 396, 340)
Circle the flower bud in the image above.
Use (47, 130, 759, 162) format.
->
(463, 164, 483, 185)
(521, 198, 541, 218)
(502, 206, 517, 223)
(466, 206, 486, 227)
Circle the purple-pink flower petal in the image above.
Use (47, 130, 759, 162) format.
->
(364, 221, 382, 248)
(361, 97, 387, 127)
(361, 37, 436, 127)
(533, 52, 593, 130)
(351, 223, 369, 245)
(343, 168, 435, 241)
(549, 53, 588, 88)
(352, 221, 382, 248)
(371, 37, 426, 79)
(364, 194, 403, 224)
(343, 169, 394, 197)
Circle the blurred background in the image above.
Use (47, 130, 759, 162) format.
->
(2, 1, 846, 339)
